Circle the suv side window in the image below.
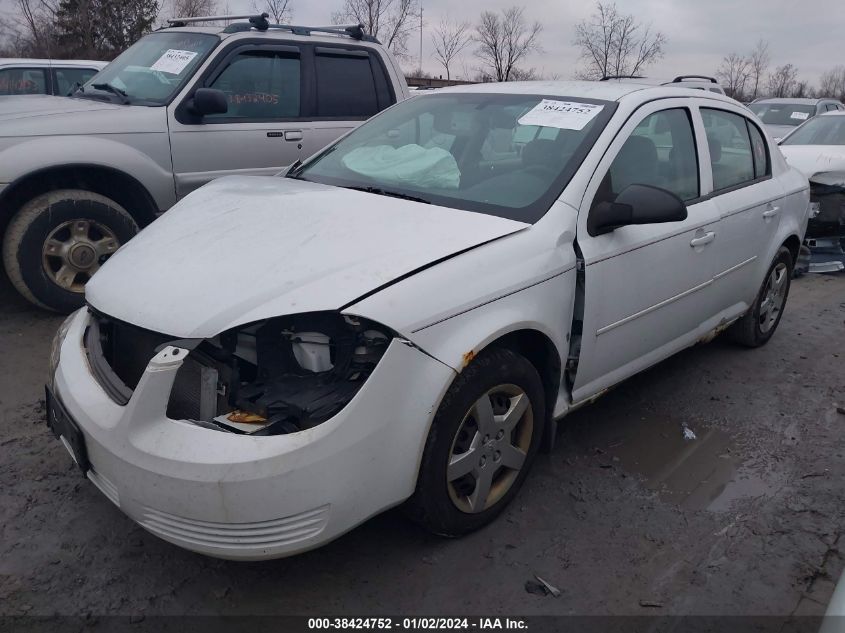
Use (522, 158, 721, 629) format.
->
(701, 108, 760, 191)
(54, 68, 99, 96)
(0, 68, 48, 95)
(206, 49, 300, 120)
(314, 48, 391, 118)
(594, 108, 699, 207)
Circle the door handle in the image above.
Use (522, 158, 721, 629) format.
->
(284, 130, 303, 141)
(690, 231, 716, 248)
(762, 205, 780, 219)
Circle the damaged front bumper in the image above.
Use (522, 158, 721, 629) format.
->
(52, 309, 455, 560)
(803, 177, 845, 274)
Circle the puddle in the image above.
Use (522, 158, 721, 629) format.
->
(583, 413, 787, 511)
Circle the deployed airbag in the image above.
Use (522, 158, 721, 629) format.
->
(342, 144, 460, 189)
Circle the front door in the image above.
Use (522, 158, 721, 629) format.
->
(572, 101, 723, 402)
(168, 45, 305, 198)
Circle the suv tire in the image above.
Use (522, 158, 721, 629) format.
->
(2, 189, 138, 312)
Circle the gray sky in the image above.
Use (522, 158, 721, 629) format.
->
(1, 0, 841, 86)
(227, 0, 843, 86)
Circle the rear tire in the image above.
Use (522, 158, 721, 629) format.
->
(2, 189, 138, 313)
(728, 246, 793, 348)
(405, 347, 545, 537)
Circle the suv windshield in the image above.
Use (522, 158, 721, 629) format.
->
(781, 115, 845, 146)
(75, 32, 218, 106)
(292, 92, 615, 223)
(749, 103, 815, 127)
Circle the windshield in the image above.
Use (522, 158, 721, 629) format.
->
(292, 92, 615, 223)
(76, 32, 218, 105)
(781, 115, 845, 146)
(748, 103, 815, 127)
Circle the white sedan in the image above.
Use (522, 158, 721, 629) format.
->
(47, 81, 810, 559)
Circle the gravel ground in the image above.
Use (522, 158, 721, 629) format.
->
(1, 271, 843, 621)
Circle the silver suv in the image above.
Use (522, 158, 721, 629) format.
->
(0, 14, 409, 312)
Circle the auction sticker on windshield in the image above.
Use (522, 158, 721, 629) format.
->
(790, 111, 810, 120)
(150, 49, 198, 75)
(518, 100, 604, 130)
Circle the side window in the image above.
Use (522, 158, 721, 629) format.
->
(315, 50, 384, 118)
(0, 68, 48, 95)
(701, 109, 755, 191)
(594, 108, 699, 207)
(746, 121, 770, 179)
(55, 68, 99, 96)
(825, 104, 839, 112)
(206, 50, 300, 120)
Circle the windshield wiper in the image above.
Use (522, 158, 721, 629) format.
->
(91, 82, 130, 104)
(344, 185, 431, 204)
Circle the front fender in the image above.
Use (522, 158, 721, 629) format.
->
(0, 134, 176, 211)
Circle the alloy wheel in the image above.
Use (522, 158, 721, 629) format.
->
(42, 219, 121, 293)
(758, 262, 788, 333)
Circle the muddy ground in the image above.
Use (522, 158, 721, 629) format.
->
(1, 271, 843, 621)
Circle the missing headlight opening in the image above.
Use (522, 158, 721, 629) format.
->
(167, 312, 393, 435)
(86, 310, 393, 435)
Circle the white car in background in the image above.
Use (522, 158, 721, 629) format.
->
(0, 58, 106, 96)
(749, 97, 844, 142)
(778, 110, 845, 272)
(47, 80, 809, 560)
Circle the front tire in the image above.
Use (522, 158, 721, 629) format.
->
(2, 189, 138, 312)
(728, 246, 793, 348)
(405, 347, 545, 536)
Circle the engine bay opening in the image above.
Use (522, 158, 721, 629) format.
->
(166, 312, 394, 435)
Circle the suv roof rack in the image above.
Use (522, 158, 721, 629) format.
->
(166, 13, 373, 41)
(672, 75, 718, 84)
(600, 75, 644, 81)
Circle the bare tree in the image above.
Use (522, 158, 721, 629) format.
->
(573, 1, 665, 79)
(474, 6, 542, 82)
(791, 80, 812, 98)
(715, 52, 750, 100)
(333, 0, 418, 59)
(767, 63, 799, 98)
(818, 66, 845, 101)
(168, 0, 217, 17)
(430, 16, 471, 80)
(747, 39, 769, 101)
(253, 0, 293, 23)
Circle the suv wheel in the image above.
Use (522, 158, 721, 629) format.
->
(2, 189, 138, 312)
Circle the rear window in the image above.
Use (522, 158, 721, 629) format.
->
(748, 103, 815, 126)
(315, 49, 390, 118)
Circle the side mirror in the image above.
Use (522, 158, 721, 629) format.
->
(191, 88, 228, 117)
(588, 184, 688, 236)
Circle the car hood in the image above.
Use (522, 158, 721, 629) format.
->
(765, 124, 799, 141)
(779, 145, 845, 181)
(86, 176, 529, 338)
(0, 95, 164, 135)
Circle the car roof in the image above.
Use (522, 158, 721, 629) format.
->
(0, 58, 106, 67)
(752, 97, 829, 105)
(432, 80, 737, 104)
(158, 24, 380, 46)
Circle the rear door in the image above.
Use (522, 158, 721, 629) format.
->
(298, 45, 398, 159)
(168, 43, 305, 197)
(700, 106, 782, 317)
(572, 100, 723, 402)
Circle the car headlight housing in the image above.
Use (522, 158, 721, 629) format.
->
(48, 310, 79, 392)
(165, 311, 395, 435)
